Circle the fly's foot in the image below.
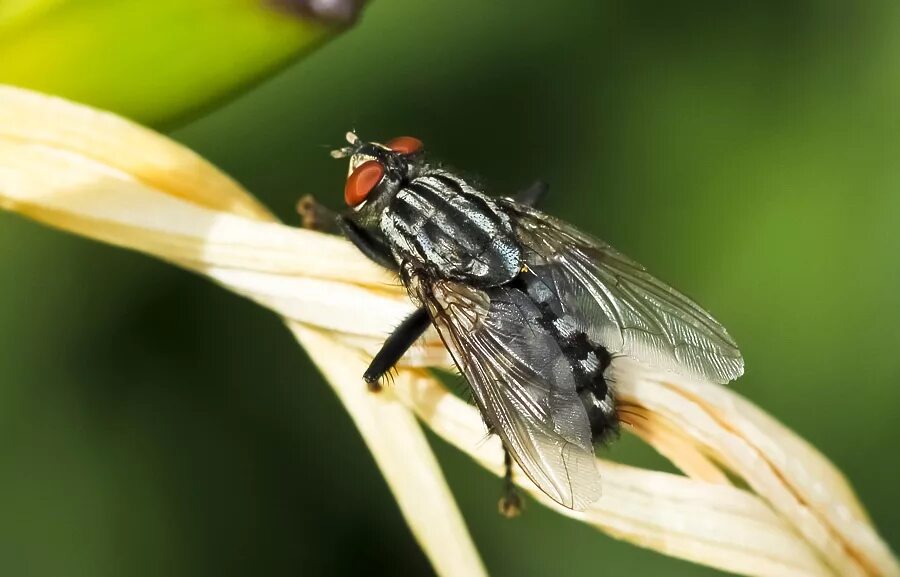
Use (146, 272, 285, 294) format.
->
(498, 485, 524, 518)
(362, 308, 430, 395)
(364, 375, 383, 393)
(297, 194, 339, 232)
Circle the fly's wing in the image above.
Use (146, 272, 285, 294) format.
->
(406, 270, 602, 510)
(502, 201, 744, 384)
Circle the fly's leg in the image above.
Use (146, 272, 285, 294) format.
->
(337, 216, 399, 272)
(363, 307, 431, 392)
(498, 447, 524, 518)
(298, 196, 420, 391)
(515, 180, 549, 208)
(297, 194, 340, 233)
(298, 195, 398, 271)
(334, 215, 419, 390)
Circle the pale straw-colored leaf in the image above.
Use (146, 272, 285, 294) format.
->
(291, 324, 487, 577)
(1, 84, 897, 577)
(387, 367, 831, 577)
(0, 84, 485, 577)
(0, 86, 274, 221)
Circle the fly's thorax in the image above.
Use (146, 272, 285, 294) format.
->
(380, 169, 521, 287)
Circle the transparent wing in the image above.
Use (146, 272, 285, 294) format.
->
(503, 200, 744, 384)
(407, 272, 602, 510)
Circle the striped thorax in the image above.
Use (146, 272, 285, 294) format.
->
(381, 170, 521, 287)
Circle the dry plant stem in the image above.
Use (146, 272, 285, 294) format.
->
(386, 365, 831, 577)
(291, 325, 487, 577)
(1, 85, 897, 577)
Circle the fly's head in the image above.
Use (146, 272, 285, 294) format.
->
(331, 131, 425, 229)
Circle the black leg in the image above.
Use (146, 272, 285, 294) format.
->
(498, 447, 524, 517)
(297, 194, 340, 233)
(363, 307, 431, 392)
(337, 215, 399, 272)
(297, 197, 399, 271)
(515, 180, 549, 208)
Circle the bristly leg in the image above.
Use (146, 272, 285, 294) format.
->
(363, 307, 431, 392)
(498, 447, 524, 518)
(303, 194, 427, 391)
(496, 180, 548, 516)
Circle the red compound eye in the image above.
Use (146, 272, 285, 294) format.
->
(344, 160, 384, 207)
(386, 136, 423, 155)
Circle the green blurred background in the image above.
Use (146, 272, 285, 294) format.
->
(1, 1, 898, 575)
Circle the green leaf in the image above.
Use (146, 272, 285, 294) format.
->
(0, 0, 345, 126)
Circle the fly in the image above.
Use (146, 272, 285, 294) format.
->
(309, 132, 744, 514)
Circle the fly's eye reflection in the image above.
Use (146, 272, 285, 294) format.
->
(344, 160, 384, 207)
(385, 135, 423, 155)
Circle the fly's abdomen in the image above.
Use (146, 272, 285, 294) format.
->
(381, 172, 521, 286)
(509, 270, 620, 445)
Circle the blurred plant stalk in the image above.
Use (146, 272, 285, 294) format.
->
(1, 85, 897, 577)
